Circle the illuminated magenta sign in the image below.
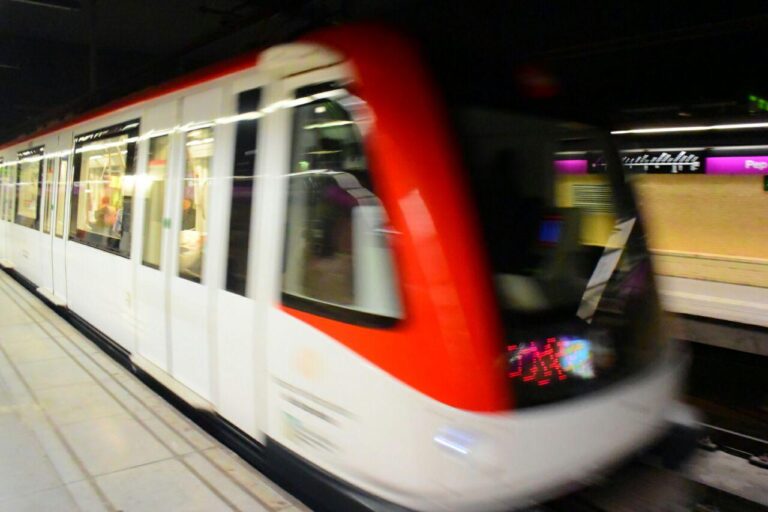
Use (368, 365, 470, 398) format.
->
(706, 156, 768, 174)
(554, 159, 588, 174)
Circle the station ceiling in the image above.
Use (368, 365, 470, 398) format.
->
(2, 0, 768, 140)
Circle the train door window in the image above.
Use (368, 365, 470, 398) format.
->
(225, 88, 261, 295)
(178, 127, 213, 282)
(55, 157, 68, 238)
(0, 165, 7, 221)
(42, 159, 55, 234)
(15, 147, 44, 230)
(8, 166, 16, 223)
(69, 120, 139, 257)
(142, 136, 170, 269)
(0, 167, 3, 220)
(4, 165, 15, 222)
(281, 84, 402, 325)
(0, 166, 6, 222)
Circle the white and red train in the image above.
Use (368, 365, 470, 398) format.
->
(0, 25, 690, 511)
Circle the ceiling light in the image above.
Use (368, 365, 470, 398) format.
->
(612, 122, 768, 135)
(8, 0, 81, 11)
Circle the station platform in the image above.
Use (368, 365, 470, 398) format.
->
(0, 272, 306, 512)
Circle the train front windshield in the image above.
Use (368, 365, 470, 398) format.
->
(454, 109, 665, 408)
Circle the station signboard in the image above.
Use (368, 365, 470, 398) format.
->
(705, 156, 768, 174)
(620, 150, 704, 173)
(578, 150, 705, 174)
(557, 151, 768, 175)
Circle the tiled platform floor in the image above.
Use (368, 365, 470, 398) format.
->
(0, 272, 307, 512)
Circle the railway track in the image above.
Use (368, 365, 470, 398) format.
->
(541, 459, 768, 512)
(684, 340, 768, 462)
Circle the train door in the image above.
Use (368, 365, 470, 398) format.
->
(133, 102, 177, 372)
(4, 158, 18, 267)
(0, 160, 7, 263)
(51, 135, 72, 304)
(0, 160, 10, 264)
(167, 87, 225, 403)
(0, 159, 16, 267)
(0, 158, 14, 267)
(37, 149, 57, 298)
(259, 58, 406, 465)
(212, 78, 267, 438)
(12, 145, 46, 284)
(65, 116, 140, 351)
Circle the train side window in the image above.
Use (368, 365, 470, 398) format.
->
(281, 85, 402, 326)
(54, 157, 68, 238)
(178, 127, 213, 283)
(225, 88, 261, 295)
(15, 147, 44, 230)
(142, 136, 170, 269)
(69, 120, 139, 257)
(42, 159, 55, 234)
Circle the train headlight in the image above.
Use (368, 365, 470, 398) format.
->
(433, 426, 506, 474)
(433, 426, 476, 456)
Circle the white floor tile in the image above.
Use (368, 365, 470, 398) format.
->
(202, 447, 301, 510)
(59, 415, 172, 476)
(183, 452, 271, 511)
(47, 320, 83, 339)
(0, 352, 38, 413)
(0, 416, 67, 502)
(16, 357, 94, 390)
(113, 372, 159, 401)
(151, 404, 216, 451)
(99, 377, 159, 421)
(1, 336, 68, 363)
(0, 307, 31, 325)
(22, 410, 88, 484)
(34, 381, 128, 426)
(0, 305, 20, 318)
(0, 485, 80, 512)
(72, 351, 125, 381)
(58, 333, 102, 355)
(142, 416, 196, 455)
(66, 480, 111, 512)
(88, 351, 124, 375)
(96, 458, 233, 512)
(0, 322, 49, 343)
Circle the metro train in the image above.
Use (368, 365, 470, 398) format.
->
(0, 25, 691, 511)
